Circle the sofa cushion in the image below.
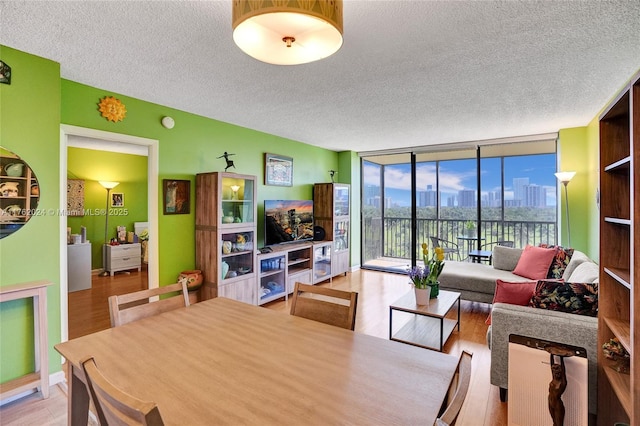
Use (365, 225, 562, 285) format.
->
(485, 279, 537, 325)
(492, 246, 523, 271)
(539, 244, 574, 279)
(568, 261, 599, 283)
(528, 280, 598, 317)
(562, 250, 591, 281)
(512, 244, 558, 280)
(438, 261, 533, 303)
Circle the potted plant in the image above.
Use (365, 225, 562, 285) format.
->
(465, 220, 476, 237)
(408, 265, 430, 305)
(408, 243, 446, 304)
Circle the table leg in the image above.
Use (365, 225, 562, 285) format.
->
(457, 298, 461, 332)
(68, 363, 90, 426)
(388, 308, 393, 340)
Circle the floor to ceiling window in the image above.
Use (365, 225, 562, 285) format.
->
(360, 137, 558, 273)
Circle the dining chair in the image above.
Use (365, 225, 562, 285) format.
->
(435, 350, 473, 426)
(108, 282, 190, 327)
(81, 356, 164, 426)
(290, 282, 358, 330)
(430, 236, 461, 261)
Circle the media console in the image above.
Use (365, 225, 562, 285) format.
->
(257, 241, 338, 305)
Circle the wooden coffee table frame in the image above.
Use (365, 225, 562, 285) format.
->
(389, 290, 461, 351)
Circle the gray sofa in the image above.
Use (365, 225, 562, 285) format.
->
(488, 250, 599, 416)
(438, 245, 531, 303)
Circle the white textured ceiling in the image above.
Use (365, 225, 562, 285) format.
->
(2, 1, 640, 153)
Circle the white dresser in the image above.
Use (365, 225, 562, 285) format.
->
(105, 243, 142, 276)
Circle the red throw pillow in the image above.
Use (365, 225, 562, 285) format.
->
(512, 244, 558, 280)
(485, 279, 537, 325)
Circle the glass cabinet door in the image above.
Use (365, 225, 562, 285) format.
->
(334, 220, 349, 251)
(220, 231, 254, 281)
(221, 176, 254, 224)
(314, 244, 332, 281)
(334, 185, 349, 217)
(259, 255, 286, 304)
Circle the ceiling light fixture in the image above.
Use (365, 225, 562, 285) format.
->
(232, 0, 343, 66)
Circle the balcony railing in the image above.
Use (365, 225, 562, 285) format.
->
(363, 217, 557, 264)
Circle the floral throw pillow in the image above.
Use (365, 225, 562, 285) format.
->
(539, 243, 574, 279)
(528, 280, 598, 317)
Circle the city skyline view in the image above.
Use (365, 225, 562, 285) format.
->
(363, 154, 557, 208)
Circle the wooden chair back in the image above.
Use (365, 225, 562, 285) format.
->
(81, 356, 164, 426)
(109, 282, 189, 327)
(435, 350, 473, 426)
(290, 282, 358, 330)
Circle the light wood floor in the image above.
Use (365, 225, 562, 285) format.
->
(1, 268, 507, 425)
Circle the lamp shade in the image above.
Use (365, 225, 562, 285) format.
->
(99, 181, 119, 190)
(232, 0, 343, 65)
(554, 172, 576, 184)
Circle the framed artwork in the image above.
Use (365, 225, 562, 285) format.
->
(0, 60, 11, 85)
(111, 192, 124, 207)
(67, 179, 85, 216)
(163, 179, 190, 215)
(265, 153, 293, 186)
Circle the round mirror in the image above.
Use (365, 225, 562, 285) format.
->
(1, 146, 40, 239)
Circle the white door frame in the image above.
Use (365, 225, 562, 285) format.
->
(59, 124, 159, 343)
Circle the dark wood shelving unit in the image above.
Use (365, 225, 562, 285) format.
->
(597, 71, 639, 425)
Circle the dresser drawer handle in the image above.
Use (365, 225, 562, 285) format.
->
(122, 257, 130, 261)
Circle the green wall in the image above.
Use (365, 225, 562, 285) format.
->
(557, 127, 596, 258)
(60, 79, 341, 286)
(67, 147, 148, 268)
(0, 45, 346, 386)
(0, 46, 62, 381)
(585, 117, 600, 262)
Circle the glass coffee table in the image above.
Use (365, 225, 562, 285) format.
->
(389, 290, 461, 352)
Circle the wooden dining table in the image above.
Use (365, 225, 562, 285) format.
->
(55, 297, 459, 425)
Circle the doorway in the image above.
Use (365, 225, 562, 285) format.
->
(59, 125, 159, 343)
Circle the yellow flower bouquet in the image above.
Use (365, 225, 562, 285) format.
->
(408, 243, 445, 298)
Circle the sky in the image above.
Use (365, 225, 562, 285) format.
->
(364, 154, 558, 207)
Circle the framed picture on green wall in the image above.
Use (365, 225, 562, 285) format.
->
(265, 153, 293, 186)
(111, 192, 124, 207)
(163, 179, 190, 215)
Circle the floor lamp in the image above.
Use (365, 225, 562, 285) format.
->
(554, 171, 576, 248)
(98, 181, 119, 277)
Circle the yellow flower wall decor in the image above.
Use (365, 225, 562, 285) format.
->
(98, 96, 127, 122)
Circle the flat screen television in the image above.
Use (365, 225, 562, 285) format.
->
(265, 200, 314, 246)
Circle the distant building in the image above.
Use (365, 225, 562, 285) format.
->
(483, 190, 501, 207)
(368, 195, 381, 209)
(523, 184, 547, 207)
(417, 191, 426, 207)
(513, 178, 529, 203)
(364, 184, 380, 205)
(425, 185, 437, 206)
(458, 190, 476, 207)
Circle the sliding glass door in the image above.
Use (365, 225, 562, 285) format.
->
(360, 139, 557, 273)
(362, 153, 412, 272)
